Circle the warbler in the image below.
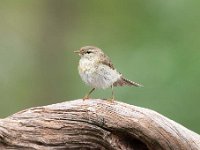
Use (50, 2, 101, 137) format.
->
(74, 46, 142, 101)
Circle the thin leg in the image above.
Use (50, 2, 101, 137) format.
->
(111, 84, 114, 100)
(83, 88, 95, 100)
(107, 84, 114, 102)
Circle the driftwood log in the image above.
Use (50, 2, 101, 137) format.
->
(0, 99, 199, 150)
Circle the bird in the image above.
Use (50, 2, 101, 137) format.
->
(74, 46, 142, 101)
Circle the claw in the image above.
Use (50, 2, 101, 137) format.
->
(83, 95, 89, 101)
(82, 88, 95, 101)
(107, 98, 114, 103)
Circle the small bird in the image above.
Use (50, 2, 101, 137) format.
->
(74, 46, 142, 101)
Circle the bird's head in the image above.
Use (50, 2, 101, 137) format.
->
(74, 46, 103, 59)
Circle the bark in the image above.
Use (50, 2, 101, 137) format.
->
(0, 99, 199, 150)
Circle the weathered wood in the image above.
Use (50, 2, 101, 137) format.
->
(0, 99, 199, 150)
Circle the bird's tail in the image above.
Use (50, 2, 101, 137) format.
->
(113, 77, 143, 87)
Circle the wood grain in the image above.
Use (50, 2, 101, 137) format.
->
(0, 99, 199, 150)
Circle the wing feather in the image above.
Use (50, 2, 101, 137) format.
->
(99, 54, 115, 70)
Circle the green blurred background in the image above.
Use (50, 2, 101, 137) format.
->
(0, 0, 200, 133)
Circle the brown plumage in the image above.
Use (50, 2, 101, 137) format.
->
(98, 52, 142, 87)
(113, 77, 143, 87)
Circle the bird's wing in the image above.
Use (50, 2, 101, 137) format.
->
(99, 54, 115, 70)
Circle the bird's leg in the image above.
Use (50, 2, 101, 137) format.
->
(83, 88, 95, 100)
(107, 84, 115, 102)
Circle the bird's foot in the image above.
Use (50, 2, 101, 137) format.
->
(83, 95, 89, 101)
(107, 97, 115, 103)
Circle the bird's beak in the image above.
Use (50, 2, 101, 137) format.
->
(74, 50, 80, 54)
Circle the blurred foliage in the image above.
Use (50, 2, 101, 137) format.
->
(0, 0, 200, 133)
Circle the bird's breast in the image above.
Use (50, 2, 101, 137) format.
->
(78, 58, 97, 73)
(78, 58, 121, 89)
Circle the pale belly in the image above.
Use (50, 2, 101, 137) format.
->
(78, 60, 121, 89)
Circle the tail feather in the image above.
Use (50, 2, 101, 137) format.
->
(113, 77, 143, 87)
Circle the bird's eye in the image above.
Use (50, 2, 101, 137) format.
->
(86, 51, 92, 54)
